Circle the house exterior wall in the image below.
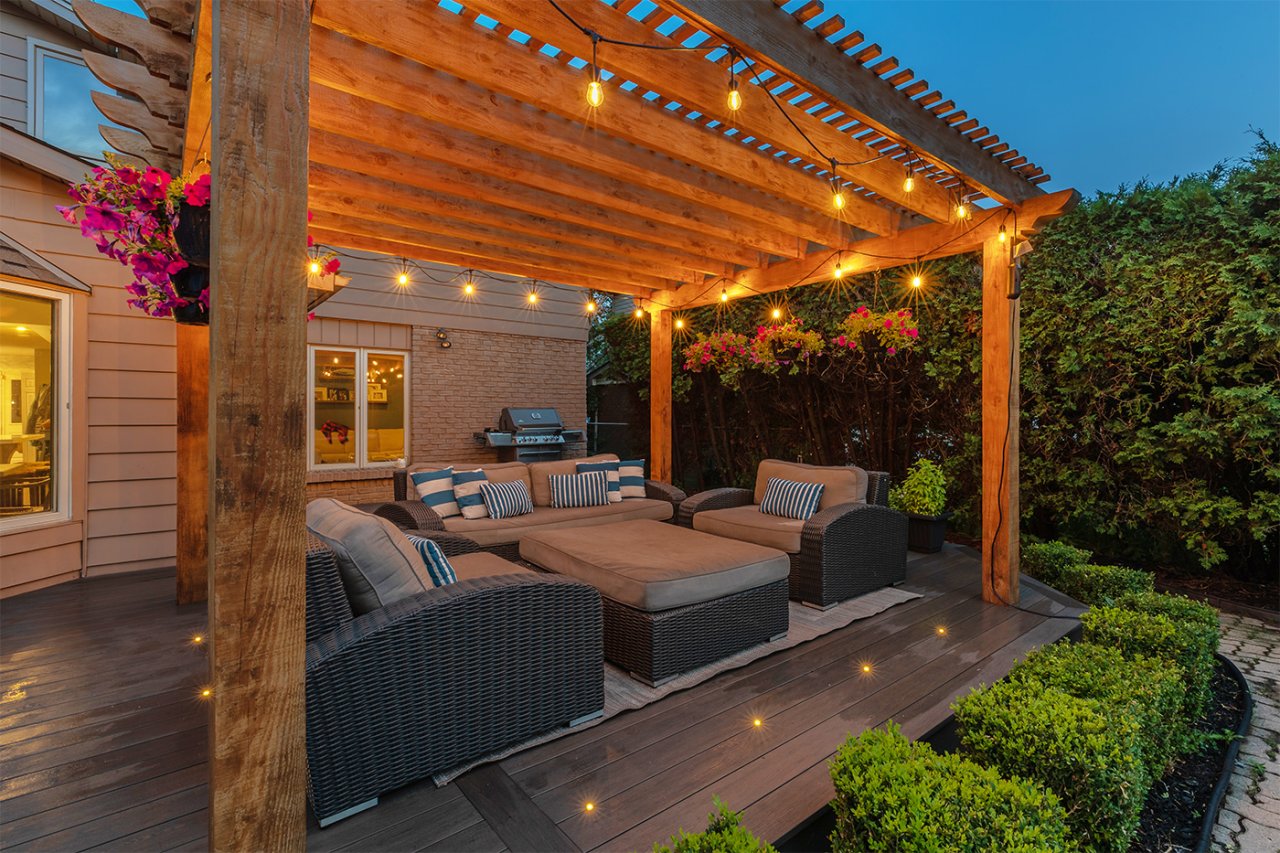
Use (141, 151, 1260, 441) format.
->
(0, 3, 91, 134)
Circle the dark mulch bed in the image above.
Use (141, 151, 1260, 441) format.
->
(1131, 660, 1249, 852)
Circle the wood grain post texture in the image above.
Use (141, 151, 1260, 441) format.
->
(207, 0, 309, 849)
(176, 323, 208, 605)
(981, 235, 1020, 605)
(649, 308, 673, 483)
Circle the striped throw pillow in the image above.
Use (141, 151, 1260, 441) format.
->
(576, 460, 621, 503)
(405, 535, 458, 587)
(548, 470, 610, 509)
(480, 479, 534, 519)
(618, 459, 646, 499)
(759, 477, 825, 521)
(452, 469, 490, 520)
(410, 467, 460, 518)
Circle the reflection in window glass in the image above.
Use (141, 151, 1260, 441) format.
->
(366, 353, 405, 463)
(0, 290, 57, 517)
(314, 349, 356, 466)
(38, 51, 111, 159)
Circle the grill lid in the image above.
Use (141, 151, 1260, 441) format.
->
(499, 407, 563, 433)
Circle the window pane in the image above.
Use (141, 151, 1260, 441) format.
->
(366, 353, 405, 463)
(1, 291, 56, 516)
(40, 53, 111, 158)
(314, 350, 356, 466)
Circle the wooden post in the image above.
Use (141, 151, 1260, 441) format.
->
(981, 235, 1020, 605)
(207, 0, 309, 849)
(175, 323, 208, 605)
(649, 308, 673, 483)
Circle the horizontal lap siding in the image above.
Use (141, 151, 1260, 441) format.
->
(1, 159, 178, 585)
(0, 31, 27, 131)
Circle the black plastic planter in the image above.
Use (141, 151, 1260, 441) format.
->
(906, 512, 951, 553)
(173, 201, 210, 266)
(171, 266, 209, 326)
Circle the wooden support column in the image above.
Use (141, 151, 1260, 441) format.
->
(981, 235, 1020, 605)
(207, 0, 309, 849)
(175, 323, 208, 604)
(649, 308, 673, 483)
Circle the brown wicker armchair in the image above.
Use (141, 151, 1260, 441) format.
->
(678, 467, 906, 609)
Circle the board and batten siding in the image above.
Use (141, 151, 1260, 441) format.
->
(1, 156, 178, 593)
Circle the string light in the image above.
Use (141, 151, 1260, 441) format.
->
(720, 287, 729, 303)
(308, 260, 321, 275)
(585, 300, 597, 314)
(911, 273, 923, 289)
(903, 173, 915, 193)
(397, 271, 409, 287)
(527, 290, 539, 305)
(586, 34, 604, 108)
(463, 281, 475, 296)
(771, 307, 783, 320)
(955, 186, 971, 221)
(634, 307, 644, 319)
(832, 257, 845, 280)
(998, 224, 1007, 243)
(675, 317, 685, 329)
(831, 179, 846, 211)
(726, 48, 742, 112)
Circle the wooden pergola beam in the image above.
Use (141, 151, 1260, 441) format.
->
(310, 0, 899, 238)
(667, 0, 1042, 206)
(463, 0, 953, 224)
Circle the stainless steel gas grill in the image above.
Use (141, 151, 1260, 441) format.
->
(475, 407, 584, 462)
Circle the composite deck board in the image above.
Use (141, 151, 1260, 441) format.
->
(0, 546, 1076, 851)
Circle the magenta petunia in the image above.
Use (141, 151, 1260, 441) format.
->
(183, 173, 211, 206)
(887, 346, 897, 355)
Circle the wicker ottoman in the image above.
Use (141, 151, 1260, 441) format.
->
(520, 519, 790, 686)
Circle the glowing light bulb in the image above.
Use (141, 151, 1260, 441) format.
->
(584, 802, 596, 813)
(200, 687, 213, 699)
(771, 307, 782, 320)
(727, 80, 742, 112)
(463, 281, 475, 296)
(309, 261, 321, 275)
(832, 188, 846, 210)
(903, 174, 915, 193)
(720, 288, 729, 303)
(332, 356, 339, 364)
(956, 201, 970, 220)
(634, 308, 644, 319)
(833, 263, 845, 280)
(752, 717, 763, 728)
(527, 291, 539, 304)
(585, 300, 597, 313)
(675, 317, 685, 329)
(998, 224, 1007, 243)
(861, 663, 873, 674)
(397, 272, 409, 286)
(586, 79, 604, 108)
(911, 274, 922, 289)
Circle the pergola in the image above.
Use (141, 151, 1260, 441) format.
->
(70, 0, 1077, 846)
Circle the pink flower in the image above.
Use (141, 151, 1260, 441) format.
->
(906, 328, 918, 338)
(183, 173, 211, 206)
(307, 210, 314, 223)
(884, 319, 893, 329)
(56, 205, 77, 224)
(887, 346, 897, 355)
(834, 335, 847, 347)
(323, 257, 341, 275)
(83, 204, 127, 233)
(141, 167, 170, 192)
(307, 234, 315, 247)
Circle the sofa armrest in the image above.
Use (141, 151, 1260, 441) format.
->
(305, 574, 603, 821)
(677, 487, 753, 528)
(795, 502, 908, 605)
(644, 479, 687, 511)
(407, 530, 483, 558)
(392, 468, 410, 501)
(864, 471, 891, 507)
(357, 499, 446, 532)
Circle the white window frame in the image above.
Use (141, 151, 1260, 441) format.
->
(308, 345, 410, 471)
(0, 280, 73, 532)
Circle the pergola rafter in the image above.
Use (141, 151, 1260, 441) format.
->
(66, 0, 1078, 846)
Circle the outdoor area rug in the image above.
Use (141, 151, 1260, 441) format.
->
(433, 584, 923, 784)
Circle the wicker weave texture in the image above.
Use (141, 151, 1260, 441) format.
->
(793, 503, 908, 607)
(602, 579, 789, 686)
(305, 542, 603, 823)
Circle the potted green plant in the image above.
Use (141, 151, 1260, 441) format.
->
(889, 458, 951, 553)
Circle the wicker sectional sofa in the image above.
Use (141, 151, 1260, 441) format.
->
(679, 460, 907, 608)
(386, 454, 687, 560)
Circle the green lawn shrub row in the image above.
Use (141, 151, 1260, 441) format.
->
(828, 724, 1070, 852)
(1020, 540, 1092, 587)
(1052, 563, 1155, 606)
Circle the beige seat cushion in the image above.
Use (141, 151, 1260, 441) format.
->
(305, 498, 432, 614)
(520, 519, 789, 611)
(441, 498, 673, 546)
(692, 504, 805, 553)
(754, 460, 867, 510)
(450, 551, 533, 581)
(527, 453, 619, 506)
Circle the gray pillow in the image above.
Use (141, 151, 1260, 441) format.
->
(306, 498, 433, 614)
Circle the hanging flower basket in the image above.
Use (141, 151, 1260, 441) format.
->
(170, 266, 210, 326)
(172, 199, 211, 266)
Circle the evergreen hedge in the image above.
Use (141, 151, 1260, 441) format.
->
(652, 799, 775, 853)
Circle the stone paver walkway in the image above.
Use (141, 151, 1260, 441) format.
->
(1213, 612, 1280, 852)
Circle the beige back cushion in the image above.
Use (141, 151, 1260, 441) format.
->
(305, 498, 431, 614)
(408, 460, 531, 490)
(753, 459, 868, 510)
(527, 453, 619, 506)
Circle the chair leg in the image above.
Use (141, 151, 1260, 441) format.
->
(317, 797, 379, 828)
(569, 709, 604, 727)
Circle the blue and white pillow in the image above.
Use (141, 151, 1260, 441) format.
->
(452, 469, 490, 520)
(480, 479, 534, 519)
(576, 460, 621, 503)
(618, 459, 646, 499)
(759, 477, 825, 521)
(548, 470, 610, 509)
(410, 467, 460, 518)
(405, 534, 458, 587)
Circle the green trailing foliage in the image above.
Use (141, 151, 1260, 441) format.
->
(1083, 592, 1220, 719)
(589, 141, 1280, 579)
(827, 724, 1070, 852)
(652, 798, 775, 853)
(1020, 539, 1092, 587)
(1049, 563, 1155, 606)
(953, 680, 1147, 852)
(888, 458, 947, 516)
(1004, 642, 1188, 779)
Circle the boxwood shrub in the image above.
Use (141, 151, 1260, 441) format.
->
(953, 681, 1147, 852)
(1050, 563, 1155, 606)
(828, 723, 1070, 852)
(1006, 641, 1187, 778)
(1084, 592, 1220, 719)
(653, 799, 775, 853)
(1021, 540, 1091, 587)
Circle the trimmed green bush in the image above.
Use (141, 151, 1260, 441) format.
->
(828, 723, 1070, 852)
(1050, 562, 1155, 606)
(653, 799, 775, 853)
(888, 458, 947, 516)
(1007, 642, 1187, 779)
(1021, 540, 1091, 587)
(954, 682, 1146, 852)
(1084, 592, 1220, 719)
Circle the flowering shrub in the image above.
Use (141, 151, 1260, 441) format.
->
(683, 330, 750, 388)
(748, 320, 824, 376)
(831, 305, 920, 355)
